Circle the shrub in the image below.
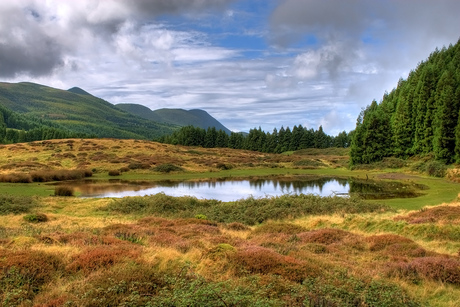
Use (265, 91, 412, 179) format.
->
(0, 195, 38, 215)
(108, 170, 121, 176)
(23, 213, 48, 223)
(153, 163, 184, 173)
(54, 186, 74, 197)
(425, 161, 447, 177)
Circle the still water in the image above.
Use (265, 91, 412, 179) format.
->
(75, 178, 350, 201)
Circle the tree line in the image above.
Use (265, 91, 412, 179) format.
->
(158, 125, 351, 153)
(350, 39, 460, 165)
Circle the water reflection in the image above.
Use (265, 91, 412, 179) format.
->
(73, 178, 350, 201)
(65, 177, 424, 201)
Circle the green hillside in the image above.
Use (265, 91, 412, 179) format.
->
(350, 39, 460, 165)
(116, 103, 231, 134)
(0, 82, 176, 140)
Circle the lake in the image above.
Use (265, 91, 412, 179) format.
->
(73, 178, 349, 201)
(65, 176, 424, 201)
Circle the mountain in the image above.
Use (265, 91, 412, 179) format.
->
(116, 103, 231, 134)
(0, 82, 176, 140)
(350, 39, 460, 165)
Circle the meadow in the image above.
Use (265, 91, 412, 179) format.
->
(0, 139, 459, 306)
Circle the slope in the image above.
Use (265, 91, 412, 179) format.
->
(116, 103, 231, 134)
(0, 82, 176, 139)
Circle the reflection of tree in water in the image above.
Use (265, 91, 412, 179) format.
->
(249, 177, 349, 194)
(349, 179, 423, 199)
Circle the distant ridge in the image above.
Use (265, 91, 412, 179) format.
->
(116, 103, 231, 134)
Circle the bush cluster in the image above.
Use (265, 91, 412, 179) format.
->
(411, 160, 448, 177)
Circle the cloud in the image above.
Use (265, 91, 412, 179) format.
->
(0, 0, 235, 78)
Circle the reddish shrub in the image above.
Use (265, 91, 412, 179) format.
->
(233, 246, 318, 282)
(387, 256, 460, 285)
(366, 234, 414, 251)
(66, 246, 141, 273)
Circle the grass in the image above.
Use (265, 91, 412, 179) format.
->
(1, 139, 460, 305)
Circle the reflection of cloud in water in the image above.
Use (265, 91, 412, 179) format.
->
(79, 179, 350, 202)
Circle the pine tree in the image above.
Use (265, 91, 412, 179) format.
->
(392, 84, 413, 158)
(433, 69, 459, 163)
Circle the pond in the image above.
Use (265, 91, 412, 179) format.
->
(64, 176, 425, 202)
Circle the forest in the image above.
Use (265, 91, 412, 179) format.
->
(350, 39, 460, 165)
(158, 125, 351, 153)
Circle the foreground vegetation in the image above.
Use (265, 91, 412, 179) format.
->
(0, 139, 460, 306)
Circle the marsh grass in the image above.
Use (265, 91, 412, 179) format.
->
(105, 193, 391, 225)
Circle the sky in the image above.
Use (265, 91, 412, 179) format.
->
(1, 0, 459, 135)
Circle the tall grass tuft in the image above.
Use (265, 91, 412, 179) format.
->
(54, 186, 74, 197)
